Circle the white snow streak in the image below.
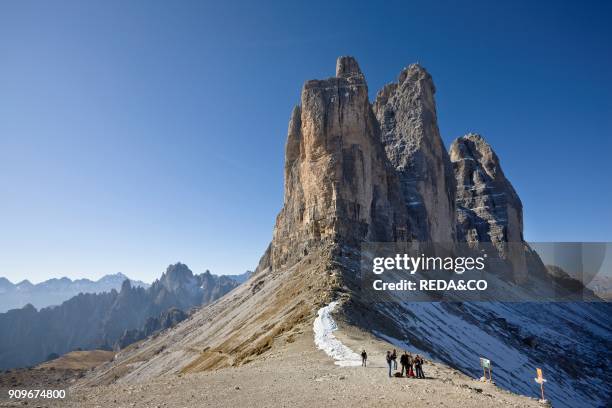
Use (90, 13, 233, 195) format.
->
(313, 301, 362, 366)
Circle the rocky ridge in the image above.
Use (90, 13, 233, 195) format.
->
(0, 264, 239, 370)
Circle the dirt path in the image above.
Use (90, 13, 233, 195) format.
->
(1, 323, 546, 408)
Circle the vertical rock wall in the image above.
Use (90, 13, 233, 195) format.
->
(271, 57, 411, 270)
(373, 64, 456, 243)
(450, 133, 524, 248)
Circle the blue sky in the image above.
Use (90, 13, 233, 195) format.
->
(1, 0, 610, 283)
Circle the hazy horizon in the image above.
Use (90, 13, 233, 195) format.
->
(1, 0, 611, 284)
(0, 267, 250, 285)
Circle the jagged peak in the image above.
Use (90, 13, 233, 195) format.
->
(397, 63, 435, 92)
(164, 262, 191, 273)
(401, 62, 427, 76)
(162, 263, 194, 280)
(272, 55, 412, 269)
(374, 63, 435, 107)
(460, 132, 487, 143)
(97, 272, 128, 283)
(449, 133, 498, 164)
(335, 56, 363, 78)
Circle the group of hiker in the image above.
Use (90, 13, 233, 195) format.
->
(360, 349, 426, 379)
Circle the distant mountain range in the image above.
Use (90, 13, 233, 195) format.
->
(0, 264, 244, 370)
(0, 273, 149, 313)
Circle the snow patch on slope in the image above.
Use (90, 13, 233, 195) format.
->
(313, 301, 361, 366)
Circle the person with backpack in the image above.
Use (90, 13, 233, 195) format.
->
(361, 349, 367, 367)
(391, 349, 397, 370)
(400, 351, 409, 376)
(385, 351, 392, 377)
(407, 353, 415, 377)
(415, 355, 425, 379)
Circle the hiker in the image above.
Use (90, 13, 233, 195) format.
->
(361, 350, 367, 367)
(415, 355, 425, 379)
(400, 351, 409, 376)
(391, 349, 397, 370)
(385, 351, 392, 377)
(407, 353, 415, 377)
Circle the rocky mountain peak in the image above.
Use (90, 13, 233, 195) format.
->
(152, 263, 199, 299)
(120, 279, 132, 293)
(373, 63, 456, 243)
(450, 133, 503, 179)
(162, 263, 194, 282)
(450, 133, 523, 244)
(335, 56, 363, 78)
(398, 63, 434, 89)
(15, 280, 33, 290)
(271, 57, 410, 270)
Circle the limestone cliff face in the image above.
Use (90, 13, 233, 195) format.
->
(450, 133, 523, 248)
(449, 133, 544, 280)
(269, 57, 541, 274)
(373, 64, 456, 243)
(271, 57, 411, 270)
